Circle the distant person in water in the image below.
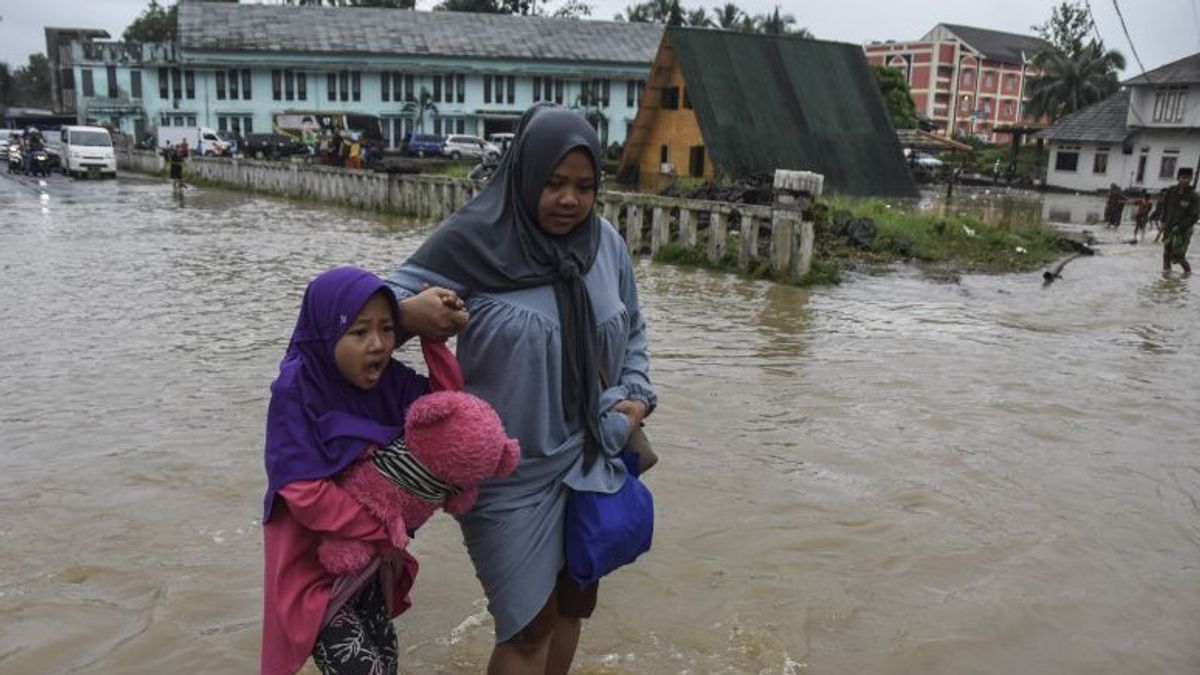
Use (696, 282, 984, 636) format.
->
(1104, 183, 1126, 228)
(1159, 168, 1199, 277)
(1131, 191, 1153, 243)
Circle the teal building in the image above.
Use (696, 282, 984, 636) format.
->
(50, 2, 662, 148)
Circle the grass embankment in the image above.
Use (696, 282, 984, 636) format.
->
(652, 196, 1075, 286)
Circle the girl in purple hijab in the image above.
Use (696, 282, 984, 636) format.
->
(261, 267, 464, 675)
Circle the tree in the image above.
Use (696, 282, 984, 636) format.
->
(0, 63, 14, 105)
(402, 87, 439, 133)
(615, 2, 652, 21)
(1032, 1, 1092, 58)
(753, 5, 811, 37)
(871, 65, 918, 130)
(1026, 41, 1125, 120)
(685, 7, 711, 27)
(4, 54, 53, 107)
(123, 0, 179, 43)
(549, 0, 593, 18)
(712, 3, 744, 30)
(1026, 1, 1125, 121)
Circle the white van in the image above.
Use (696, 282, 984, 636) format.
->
(60, 126, 116, 178)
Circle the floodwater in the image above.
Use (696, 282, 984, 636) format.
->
(1, 172, 1197, 674)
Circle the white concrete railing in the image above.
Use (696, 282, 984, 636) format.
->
(118, 150, 819, 282)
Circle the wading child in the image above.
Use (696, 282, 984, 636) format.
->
(1132, 192, 1153, 242)
(261, 267, 465, 675)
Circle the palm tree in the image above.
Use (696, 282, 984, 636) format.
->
(754, 6, 792, 34)
(685, 7, 711, 26)
(1026, 40, 1125, 121)
(712, 2, 743, 30)
(616, 2, 651, 21)
(402, 87, 439, 133)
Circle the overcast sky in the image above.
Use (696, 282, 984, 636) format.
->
(1, 0, 1196, 78)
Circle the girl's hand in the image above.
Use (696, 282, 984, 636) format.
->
(400, 285, 468, 341)
(612, 399, 648, 439)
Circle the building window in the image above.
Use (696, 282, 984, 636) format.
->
(1093, 150, 1108, 174)
(661, 86, 680, 110)
(484, 75, 492, 103)
(339, 70, 349, 102)
(1152, 86, 1188, 123)
(130, 70, 142, 99)
(405, 74, 414, 102)
(659, 143, 668, 164)
(456, 74, 465, 103)
(1160, 150, 1180, 179)
(433, 74, 442, 103)
(216, 71, 226, 100)
(533, 76, 542, 102)
(1054, 145, 1080, 172)
(229, 69, 239, 99)
(381, 72, 391, 102)
(106, 66, 118, 98)
(81, 69, 95, 97)
(983, 72, 994, 88)
(242, 70, 252, 100)
(554, 79, 563, 104)
(328, 73, 336, 102)
(185, 70, 195, 99)
(444, 74, 454, 102)
(158, 67, 168, 98)
(296, 72, 305, 101)
(688, 145, 705, 177)
(186, 114, 196, 126)
(286, 71, 296, 100)
(272, 70, 282, 100)
(961, 69, 974, 87)
(171, 68, 182, 99)
(507, 76, 515, 104)
(626, 79, 644, 107)
(351, 72, 361, 101)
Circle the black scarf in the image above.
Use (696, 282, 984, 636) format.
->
(407, 105, 604, 468)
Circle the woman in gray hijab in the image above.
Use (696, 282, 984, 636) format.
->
(387, 104, 656, 673)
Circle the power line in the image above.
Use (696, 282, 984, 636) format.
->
(1111, 0, 1149, 77)
(1192, 0, 1200, 49)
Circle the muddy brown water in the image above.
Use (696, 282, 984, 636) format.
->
(1, 174, 1197, 674)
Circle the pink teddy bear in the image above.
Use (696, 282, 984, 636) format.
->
(318, 390, 521, 575)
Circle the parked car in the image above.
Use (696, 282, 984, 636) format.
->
(156, 126, 230, 156)
(403, 133, 444, 158)
(486, 132, 514, 155)
(442, 135, 500, 161)
(909, 151, 944, 169)
(242, 133, 306, 160)
(216, 130, 240, 156)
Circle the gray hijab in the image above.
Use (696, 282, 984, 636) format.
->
(407, 104, 605, 468)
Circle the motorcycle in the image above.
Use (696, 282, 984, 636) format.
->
(6, 145, 21, 174)
(29, 149, 50, 177)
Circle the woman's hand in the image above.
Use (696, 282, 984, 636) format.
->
(612, 399, 648, 440)
(399, 285, 468, 341)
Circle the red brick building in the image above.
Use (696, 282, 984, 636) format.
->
(865, 23, 1049, 143)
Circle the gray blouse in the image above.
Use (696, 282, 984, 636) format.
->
(386, 220, 656, 641)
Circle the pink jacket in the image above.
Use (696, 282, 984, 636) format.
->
(261, 341, 461, 675)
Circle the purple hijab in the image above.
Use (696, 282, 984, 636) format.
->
(263, 266, 428, 522)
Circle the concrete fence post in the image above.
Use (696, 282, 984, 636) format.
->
(708, 211, 726, 263)
(651, 207, 666, 253)
(679, 208, 697, 248)
(770, 212, 795, 282)
(738, 214, 757, 270)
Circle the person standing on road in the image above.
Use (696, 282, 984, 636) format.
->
(1104, 183, 1126, 228)
(1160, 167, 1199, 277)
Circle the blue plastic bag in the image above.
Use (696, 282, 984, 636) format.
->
(564, 451, 655, 588)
